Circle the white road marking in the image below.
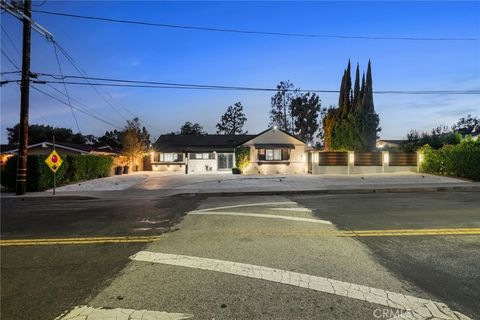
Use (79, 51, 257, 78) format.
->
(194, 201, 297, 212)
(55, 305, 193, 320)
(131, 251, 471, 320)
(271, 207, 312, 212)
(189, 210, 332, 225)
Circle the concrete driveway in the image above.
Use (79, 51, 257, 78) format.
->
(49, 171, 471, 194)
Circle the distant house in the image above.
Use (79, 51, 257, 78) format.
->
(376, 139, 404, 149)
(151, 127, 308, 174)
(0, 141, 121, 167)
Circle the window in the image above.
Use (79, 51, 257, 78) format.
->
(259, 149, 289, 161)
(158, 153, 183, 162)
(190, 153, 215, 160)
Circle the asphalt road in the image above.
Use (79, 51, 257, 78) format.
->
(1, 191, 479, 320)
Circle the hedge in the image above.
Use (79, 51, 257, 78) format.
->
(1, 154, 113, 191)
(419, 139, 480, 181)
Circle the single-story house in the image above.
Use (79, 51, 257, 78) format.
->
(1, 141, 120, 157)
(152, 134, 255, 173)
(151, 127, 308, 174)
(238, 128, 308, 174)
(0, 141, 128, 173)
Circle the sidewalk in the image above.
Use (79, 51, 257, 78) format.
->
(2, 172, 478, 199)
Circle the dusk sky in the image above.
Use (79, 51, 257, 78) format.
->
(1, 1, 479, 143)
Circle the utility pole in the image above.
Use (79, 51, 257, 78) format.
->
(16, 0, 32, 195)
(1, 0, 53, 194)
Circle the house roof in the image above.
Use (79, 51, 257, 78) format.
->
(154, 134, 256, 152)
(0, 141, 120, 155)
(0, 144, 15, 153)
(238, 127, 306, 146)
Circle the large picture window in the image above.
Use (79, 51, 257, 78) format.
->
(189, 153, 215, 160)
(158, 153, 183, 162)
(258, 149, 290, 161)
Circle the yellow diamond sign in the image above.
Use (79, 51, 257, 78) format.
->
(45, 150, 63, 173)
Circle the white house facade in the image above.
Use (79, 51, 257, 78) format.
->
(150, 127, 418, 175)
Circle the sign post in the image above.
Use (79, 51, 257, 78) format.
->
(45, 137, 63, 195)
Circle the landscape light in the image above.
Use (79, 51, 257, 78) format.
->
(383, 153, 389, 165)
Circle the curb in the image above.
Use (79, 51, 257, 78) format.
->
(1, 195, 99, 200)
(173, 185, 480, 197)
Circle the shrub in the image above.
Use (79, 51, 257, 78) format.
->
(232, 167, 241, 174)
(1, 155, 68, 191)
(234, 147, 250, 172)
(1, 154, 114, 191)
(419, 139, 480, 181)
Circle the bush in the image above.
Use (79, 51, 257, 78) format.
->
(1, 155, 69, 191)
(232, 167, 241, 174)
(419, 138, 480, 181)
(234, 147, 250, 172)
(1, 154, 114, 191)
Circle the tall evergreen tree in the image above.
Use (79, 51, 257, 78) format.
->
(323, 60, 380, 151)
(353, 63, 361, 110)
(362, 60, 374, 113)
(338, 60, 352, 116)
(216, 102, 247, 135)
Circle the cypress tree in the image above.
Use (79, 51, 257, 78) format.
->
(362, 60, 374, 113)
(353, 63, 360, 110)
(338, 69, 346, 114)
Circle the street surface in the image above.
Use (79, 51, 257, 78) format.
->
(1, 190, 479, 319)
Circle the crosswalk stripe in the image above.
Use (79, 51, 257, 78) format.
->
(130, 251, 471, 320)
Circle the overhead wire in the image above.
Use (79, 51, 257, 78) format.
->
(31, 85, 124, 130)
(31, 9, 479, 42)
(35, 78, 480, 95)
(52, 41, 81, 133)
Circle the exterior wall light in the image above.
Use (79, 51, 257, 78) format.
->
(313, 152, 319, 163)
(349, 152, 355, 164)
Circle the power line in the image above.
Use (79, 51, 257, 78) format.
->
(0, 70, 21, 75)
(31, 9, 479, 42)
(1, 24, 21, 56)
(51, 40, 129, 122)
(44, 83, 125, 128)
(34, 78, 480, 95)
(31, 85, 124, 129)
(52, 41, 81, 133)
(1, 47, 20, 69)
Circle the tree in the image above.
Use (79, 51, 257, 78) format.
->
(119, 118, 150, 170)
(6, 123, 86, 145)
(323, 60, 380, 151)
(452, 114, 480, 135)
(290, 93, 321, 143)
(216, 102, 247, 135)
(97, 130, 122, 148)
(269, 81, 296, 132)
(401, 126, 461, 152)
(179, 121, 205, 135)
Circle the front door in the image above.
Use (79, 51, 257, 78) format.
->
(217, 153, 234, 170)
